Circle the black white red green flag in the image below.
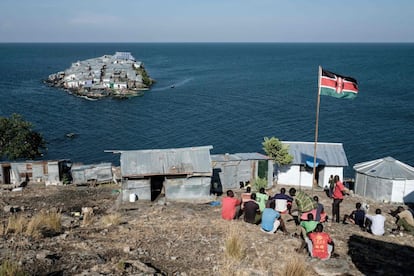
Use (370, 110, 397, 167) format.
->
(319, 68, 358, 99)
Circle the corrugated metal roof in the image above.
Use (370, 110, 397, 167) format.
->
(211, 152, 270, 162)
(115, 146, 213, 177)
(353, 156, 414, 179)
(282, 141, 348, 166)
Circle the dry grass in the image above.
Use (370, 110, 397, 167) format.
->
(26, 210, 62, 238)
(224, 223, 245, 261)
(82, 207, 95, 226)
(0, 259, 27, 276)
(82, 213, 95, 226)
(282, 256, 308, 276)
(6, 214, 27, 235)
(101, 213, 122, 226)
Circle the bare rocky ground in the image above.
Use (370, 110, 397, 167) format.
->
(1, 183, 414, 275)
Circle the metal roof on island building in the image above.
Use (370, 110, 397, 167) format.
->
(210, 152, 270, 162)
(354, 156, 414, 179)
(282, 141, 349, 167)
(108, 146, 213, 177)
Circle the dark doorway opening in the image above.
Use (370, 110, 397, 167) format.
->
(151, 176, 165, 201)
(2, 165, 11, 184)
(211, 168, 223, 196)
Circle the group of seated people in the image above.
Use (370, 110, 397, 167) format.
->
(221, 187, 335, 260)
(343, 202, 414, 236)
(222, 186, 414, 261)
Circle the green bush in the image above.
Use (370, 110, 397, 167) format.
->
(253, 177, 267, 192)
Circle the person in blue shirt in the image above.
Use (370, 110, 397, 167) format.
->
(260, 200, 288, 234)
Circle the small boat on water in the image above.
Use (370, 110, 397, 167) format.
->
(65, 133, 78, 138)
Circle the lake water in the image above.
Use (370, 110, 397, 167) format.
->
(1, 43, 413, 177)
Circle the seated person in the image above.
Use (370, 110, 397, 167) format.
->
(261, 200, 288, 234)
(392, 206, 414, 234)
(243, 193, 261, 225)
(300, 213, 318, 236)
(272, 187, 293, 213)
(296, 213, 318, 252)
(300, 209, 327, 222)
(240, 186, 252, 210)
(289, 188, 318, 220)
(306, 223, 335, 260)
(221, 190, 241, 220)
(365, 208, 385, 236)
(343, 202, 365, 228)
(256, 187, 269, 212)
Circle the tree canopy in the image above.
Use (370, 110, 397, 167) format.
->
(0, 113, 46, 160)
(262, 137, 293, 166)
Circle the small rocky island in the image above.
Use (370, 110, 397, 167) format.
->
(46, 52, 154, 99)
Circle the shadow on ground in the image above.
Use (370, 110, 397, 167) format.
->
(348, 234, 414, 275)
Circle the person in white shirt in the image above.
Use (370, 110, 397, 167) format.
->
(365, 208, 385, 236)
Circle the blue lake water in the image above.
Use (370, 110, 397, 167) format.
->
(0, 43, 413, 177)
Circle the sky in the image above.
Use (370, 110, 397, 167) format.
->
(1, 0, 413, 43)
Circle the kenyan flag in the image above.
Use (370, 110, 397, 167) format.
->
(319, 68, 358, 99)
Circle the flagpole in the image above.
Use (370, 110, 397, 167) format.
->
(312, 66, 322, 191)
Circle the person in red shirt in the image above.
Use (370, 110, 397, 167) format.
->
(306, 223, 335, 260)
(332, 175, 347, 223)
(221, 190, 241, 220)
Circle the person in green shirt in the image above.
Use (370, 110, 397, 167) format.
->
(296, 213, 318, 253)
(255, 187, 269, 212)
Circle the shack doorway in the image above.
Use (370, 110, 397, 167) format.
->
(211, 168, 223, 196)
(151, 176, 165, 201)
(2, 165, 11, 184)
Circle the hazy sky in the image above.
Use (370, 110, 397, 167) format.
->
(1, 0, 413, 43)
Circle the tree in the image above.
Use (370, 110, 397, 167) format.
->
(0, 113, 46, 160)
(262, 137, 293, 166)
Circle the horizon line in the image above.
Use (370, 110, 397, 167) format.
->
(1, 41, 414, 44)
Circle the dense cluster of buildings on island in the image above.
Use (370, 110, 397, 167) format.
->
(46, 52, 154, 99)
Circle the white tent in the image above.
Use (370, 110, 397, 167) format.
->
(354, 157, 414, 203)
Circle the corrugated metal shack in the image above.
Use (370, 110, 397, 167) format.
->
(110, 146, 213, 201)
(0, 160, 72, 187)
(278, 141, 348, 188)
(354, 157, 414, 203)
(210, 152, 274, 193)
(71, 163, 113, 185)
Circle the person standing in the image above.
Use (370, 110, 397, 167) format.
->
(328, 175, 335, 198)
(332, 175, 346, 223)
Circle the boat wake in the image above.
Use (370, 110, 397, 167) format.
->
(152, 77, 193, 91)
(78, 95, 98, 101)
